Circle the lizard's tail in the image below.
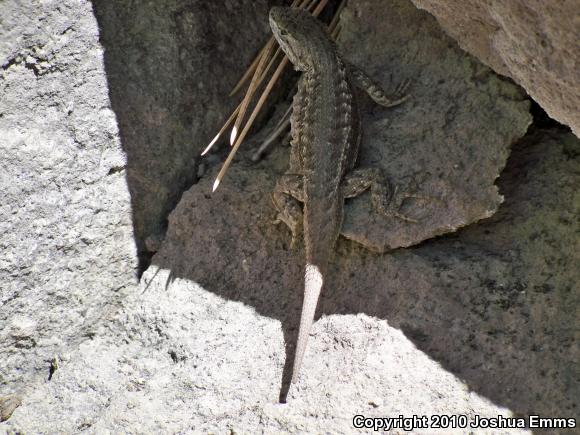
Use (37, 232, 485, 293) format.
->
(291, 263, 324, 384)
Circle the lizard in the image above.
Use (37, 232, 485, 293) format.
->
(269, 6, 420, 385)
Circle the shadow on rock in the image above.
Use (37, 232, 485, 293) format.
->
(154, 129, 578, 419)
(92, 0, 270, 272)
(93, 0, 576, 423)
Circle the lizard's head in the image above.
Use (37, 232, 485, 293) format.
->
(269, 6, 332, 72)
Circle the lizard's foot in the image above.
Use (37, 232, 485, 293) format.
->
(272, 174, 304, 248)
(343, 168, 440, 223)
(388, 76, 412, 106)
(272, 213, 301, 248)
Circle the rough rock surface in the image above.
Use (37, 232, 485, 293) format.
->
(92, 0, 271, 265)
(0, 0, 271, 414)
(410, 0, 580, 138)
(2, 0, 578, 432)
(4, 129, 577, 433)
(334, 0, 530, 251)
(0, 0, 137, 402)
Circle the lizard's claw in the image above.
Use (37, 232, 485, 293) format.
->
(290, 233, 299, 250)
(288, 221, 302, 250)
(272, 212, 301, 249)
(394, 77, 412, 96)
(385, 78, 412, 107)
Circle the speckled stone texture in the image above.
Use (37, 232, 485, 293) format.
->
(0, 0, 268, 424)
(0, 0, 137, 405)
(5, 128, 575, 433)
(1, 0, 578, 433)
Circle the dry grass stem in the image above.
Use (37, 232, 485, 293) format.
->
(228, 45, 265, 97)
(213, 57, 290, 191)
(274, 103, 294, 131)
(209, 0, 344, 191)
(228, 0, 303, 97)
(201, 104, 240, 156)
(304, 0, 319, 11)
(329, 0, 345, 31)
(234, 0, 328, 150)
(201, 47, 282, 157)
(331, 23, 341, 39)
(231, 40, 274, 145)
(312, 0, 329, 16)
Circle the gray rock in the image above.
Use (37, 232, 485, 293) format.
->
(410, 0, 580, 138)
(92, 0, 271, 262)
(5, 129, 575, 433)
(2, 0, 577, 432)
(154, 129, 579, 430)
(0, 0, 138, 399)
(337, 0, 530, 251)
(0, 0, 271, 408)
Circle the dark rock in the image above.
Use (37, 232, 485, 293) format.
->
(92, 0, 271, 264)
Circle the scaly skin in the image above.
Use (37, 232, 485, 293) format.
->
(269, 6, 412, 385)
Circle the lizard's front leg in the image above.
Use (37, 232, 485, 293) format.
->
(342, 168, 434, 223)
(348, 63, 411, 108)
(272, 174, 304, 248)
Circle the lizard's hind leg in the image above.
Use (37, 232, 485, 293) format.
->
(272, 174, 304, 248)
(342, 168, 435, 223)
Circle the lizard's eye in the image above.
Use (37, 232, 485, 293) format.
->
(279, 29, 289, 37)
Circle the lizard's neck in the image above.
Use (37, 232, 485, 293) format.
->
(297, 33, 339, 77)
(303, 46, 340, 79)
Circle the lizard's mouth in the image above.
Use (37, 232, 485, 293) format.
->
(269, 9, 300, 69)
(283, 44, 300, 70)
(272, 34, 303, 71)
